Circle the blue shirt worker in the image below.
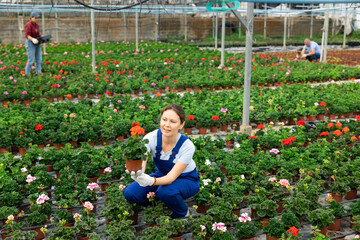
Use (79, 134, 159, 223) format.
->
(123, 104, 200, 219)
(24, 12, 42, 76)
(300, 39, 321, 62)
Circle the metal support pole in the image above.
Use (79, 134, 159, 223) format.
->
(264, 3, 267, 40)
(90, 0, 96, 73)
(283, 13, 287, 49)
(55, 0, 58, 42)
(323, 5, 330, 63)
(220, 12, 226, 67)
(155, 14, 159, 41)
(310, 4, 314, 38)
(215, 13, 218, 50)
(240, 2, 254, 135)
(239, 21, 241, 38)
(343, 5, 348, 49)
(287, 5, 291, 39)
(123, 13, 127, 42)
(17, 6, 22, 43)
(41, 0, 46, 54)
(135, 12, 139, 51)
(184, 14, 188, 42)
(213, 13, 215, 38)
(332, 4, 335, 35)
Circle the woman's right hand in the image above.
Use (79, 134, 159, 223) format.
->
(125, 168, 143, 180)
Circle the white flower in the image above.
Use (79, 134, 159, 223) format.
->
(215, 177, 221, 183)
(84, 201, 94, 211)
(26, 174, 36, 183)
(314, 102, 319, 106)
(234, 143, 240, 148)
(240, 175, 245, 179)
(104, 167, 112, 173)
(239, 213, 251, 223)
(269, 148, 280, 154)
(205, 159, 211, 166)
(202, 179, 211, 186)
(279, 122, 285, 126)
(7, 215, 14, 221)
(21, 167, 27, 173)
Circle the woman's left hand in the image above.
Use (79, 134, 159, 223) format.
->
(136, 173, 155, 187)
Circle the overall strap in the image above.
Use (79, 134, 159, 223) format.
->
(155, 129, 162, 160)
(168, 135, 188, 161)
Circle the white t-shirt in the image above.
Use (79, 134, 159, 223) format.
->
(144, 130, 196, 173)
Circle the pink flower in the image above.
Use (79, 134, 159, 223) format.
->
(117, 100, 122, 103)
(84, 201, 94, 211)
(269, 177, 277, 182)
(212, 222, 218, 231)
(215, 177, 221, 183)
(69, 113, 76, 118)
(119, 184, 126, 190)
(21, 167, 27, 172)
(22, 91, 27, 95)
(151, 82, 156, 86)
(26, 174, 36, 183)
(87, 183, 99, 191)
(354, 235, 359, 239)
(279, 122, 285, 126)
(279, 179, 290, 187)
(147, 192, 155, 199)
(3, 91, 8, 95)
(7, 215, 14, 221)
(63, 51, 67, 55)
(36, 196, 45, 204)
(269, 148, 280, 154)
(200, 225, 206, 231)
(220, 108, 228, 113)
(74, 213, 82, 219)
(104, 167, 111, 173)
(89, 84, 93, 87)
(239, 213, 251, 223)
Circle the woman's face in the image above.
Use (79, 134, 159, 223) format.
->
(160, 109, 184, 137)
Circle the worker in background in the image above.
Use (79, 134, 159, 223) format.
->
(300, 39, 321, 62)
(24, 12, 42, 76)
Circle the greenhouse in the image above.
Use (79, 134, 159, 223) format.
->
(0, 0, 360, 239)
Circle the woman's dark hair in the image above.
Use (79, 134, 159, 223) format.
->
(160, 104, 185, 124)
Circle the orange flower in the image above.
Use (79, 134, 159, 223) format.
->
(130, 125, 145, 136)
(350, 136, 358, 141)
(333, 130, 342, 137)
(342, 127, 349, 133)
(66, 94, 72, 98)
(156, 92, 161, 97)
(335, 122, 342, 128)
(3, 104, 8, 108)
(327, 123, 334, 128)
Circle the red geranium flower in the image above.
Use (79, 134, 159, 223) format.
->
(187, 115, 195, 121)
(319, 102, 327, 107)
(319, 131, 329, 137)
(249, 136, 258, 140)
(211, 116, 219, 121)
(282, 139, 292, 145)
(288, 226, 298, 236)
(355, 116, 360, 121)
(288, 136, 297, 142)
(297, 120, 305, 126)
(20, 131, 24, 135)
(164, 76, 168, 80)
(131, 122, 140, 127)
(257, 124, 265, 130)
(35, 124, 43, 131)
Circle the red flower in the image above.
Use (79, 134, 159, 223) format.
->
(144, 79, 148, 82)
(288, 136, 297, 142)
(319, 131, 329, 137)
(187, 115, 195, 121)
(131, 122, 140, 127)
(282, 139, 292, 145)
(257, 124, 265, 130)
(249, 136, 258, 140)
(319, 102, 327, 107)
(297, 120, 305, 126)
(106, 91, 111, 95)
(288, 226, 299, 236)
(123, 83, 126, 86)
(35, 124, 43, 131)
(164, 76, 168, 80)
(20, 132, 24, 135)
(355, 116, 360, 121)
(211, 116, 219, 121)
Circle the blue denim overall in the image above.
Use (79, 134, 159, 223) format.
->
(123, 129, 200, 218)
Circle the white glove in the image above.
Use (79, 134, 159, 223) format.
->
(136, 173, 155, 187)
(301, 54, 306, 58)
(125, 168, 143, 181)
(32, 38, 39, 45)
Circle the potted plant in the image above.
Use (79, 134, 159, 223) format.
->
(308, 208, 335, 235)
(122, 123, 149, 172)
(75, 207, 99, 239)
(0, 207, 19, 224)
(184, 114, 196, 135)
(54, 209, 76, 226)
(209, 115, 220, 133)
(26, 211, 49, 240)
(210, 221, 236, 240)
(105, 218, 136, 240)
(280, 211, 300, 229)
(327, 200, 345, 231)
(1, 215, 24, 238)
(235, 213, 259, 240)
(219, 108, 232, 131)
(189, 214, 213, 240)
(48, 220, 79, 239)
(263, 218, 286, 240)
(207, 196, 238, 227)
(143, 197, 172, 226)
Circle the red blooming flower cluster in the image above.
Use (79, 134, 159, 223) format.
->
(319, 102, 327, 107)
(282, 136, 296, 145)
(319, 131, 329, 137)
(356, 116, 360, 121)
(131, 122, 140, 127)
(211, 116, 220, 121)
(187, 115, 195, 121)
(257, 124, 265, 130)
(297, 120, 305, 126)
(35, 124, 43, 131)
(249, 136, 258, 140)
(288, 226, 299, 236)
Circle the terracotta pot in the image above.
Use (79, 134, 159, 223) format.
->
(220, 167, 228, 175)
(32, 226, 45, 240)
(159, 88, 166, 93)
(328, 114, 336, 120)
(209, 126, 218, 133)
(183, 128, 192, 135)
(0, 147, 10, 154)
(332, 193, 343, 203)
(97, 94, 103, 99)
(266, 235, 280, 240)
(325, 231, 345, 240)
(89, 177, 98, 183)
(197, 204, 210, 214)
(67, 208, 73, 214)
(77, 237, 90, 240)
(57, 96, 64, 101)
(169, 88, 176, 93)
(185, 87, 192, 92)
(317, 114, 325, 120)
(45, 165, 54, 172)
(198, 127, 207, 135)
(220, 124, 228, 131)
(338, 114, 345, 119)
(53, 143, 64, 150)
(100, 139, 110, 146)
(77, 95, 85, 100)
(88, 142, 95, 147)
(232, 208, 240, 216)
(313, 227, 327, 236)
(345, 189, 357, 200)
(99, 168, 105, 175)
(287, 119, 295, 125)
(126, 159, 143, 172)
(87, 94, 94, 99)
(328, 218, 342, 231)
(133, 90, 140, 95)
(308, 115, 316, 121)
(36, 144, 45, 149)
(170, 235, 183, 240)
(225, 140, 234, 149)
(130, 212, 138, 225)
(345, 112, 353, 118)
(260, 218, 270, 229)
(276, 201, 284, 213)
(176, 88, 183, 92)
(23, 99, 32, 107)
(18, 147, 27, 155)
(63, 222, 75, 227)
(68, 141, 77, 148)
(116, 136, 125, 142)
(100, 183, 109, 192)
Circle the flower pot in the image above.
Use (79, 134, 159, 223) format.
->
(77, 237, 90, 240)
(57, 96, 64, 101)
(159, 88, 166, 93)
(338, 114, 345, 119)
(198, 127, 207, 135)
(125, 159, 143, 172)
(185, 87, 192, 92)
(266, 235, 280, 240)
(345, 112, 353, 118)
(325, 231, 345, 240)
(345, 189, 357, 200)
(45, 164, 54, 172)
(260, 218, 270, 229)
(225, 140, 234, 149)
(100, 183, 109, 192)
(220, 167, 228, 175)
(87, 94, 94, 99)
(276, 201, 284, 213)
(287, 119, 295, 125)
(197, 204, 210, 214)
(170, 234, 183, 240)
(18, 147, 27, 155)
(313, 227, 327, 236)
(77, 95, 85, 100)
(209, 126, 218, 133)
(328, 114, 336, 120)
(308, 115, 316, 121)
(116, 136, 125, 142)
(332, 193, 343, 203)
(64, 222, 75, 227)
(220, 124, 228, 131)
(97, 94, 103, 99)
(176, 88, 183, 92)
(32, 226, 45, 240)
(232, 208, 240, 216)
(317, 114, 325, 120)
(88, 142, 95, 147)
(99, 168, 105, 175)
(23, 99, 32, 107)
(0, 147, 10, 154)
(68, 141, 77, 148)
(184, 128, 192, 135)
(53, 143, 64, 150)
(134, 90, 140, 95)
(100, 139, 110, 146)
(36, 144, 45, 149)
(328, 218, 342, 231)
(89, 177, 98, 183)
(130, 212, 138, 225)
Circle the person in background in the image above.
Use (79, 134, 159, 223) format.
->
(300, 39, 321, 62)
(123, 104, 200, 219)
(24, 12, 42, 76)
